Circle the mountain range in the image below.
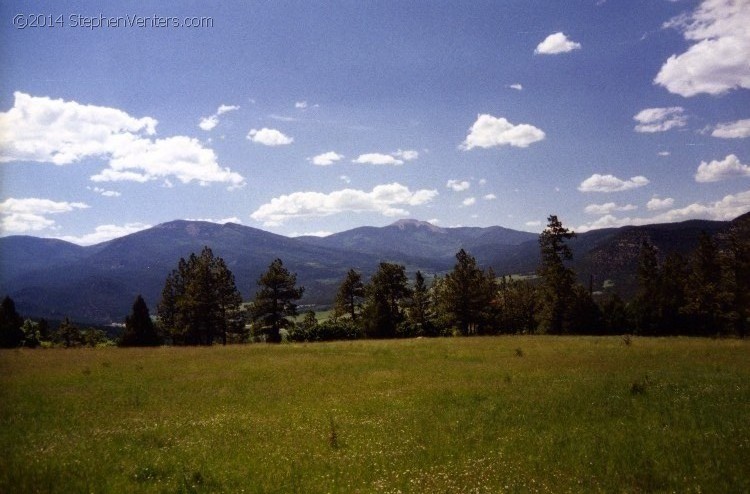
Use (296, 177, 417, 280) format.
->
(1, 214, 744, 325)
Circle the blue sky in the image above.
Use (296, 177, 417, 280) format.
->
(1, 0, 749, 244)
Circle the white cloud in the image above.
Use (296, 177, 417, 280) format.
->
(712, 119, 750, 138)
(461, 114, 545, 150)
(478, 178, 487, 186)
(339, 175, 351, 183)
(534, 32, 582, 55)
(295, 101, 308, 109)
(633, 107, 687, 133)
(289, 230, 333, 237)
(198, 115, 219, 131)
(56, 223, 152, 245)
(446, 179, 470, 192)
(525, 220, 542, 228)
(88, 187, 121, 197)
(90, 135, 245, 189)
(199, 104, 239, 131)
(247, 128, 294, 146)
(658, 151, 671, 156)
(577, 189, 750, 232)
(353, 153, 404, 166)
(483, 194, 497, 200)
(393, 149, 419, 161)
(695, 154, 750, 182)
(578, 174, 650, 192)
(647, 197, 675, 210)
(185, 217, 242, 225)
(428, 218, 440, 225)
(0, 93, 245, 189)
(0, 92, 156, 165)
(655, 0, 750, 96)
(508, 83, 524, 91)
(462, 197, 477, 206)
(250, 182, 438, 226)
(217, 104, 239, 115)
(584, 202, 638, 215)
(310, 151, 344, 166)
(0, 197, 89, 234)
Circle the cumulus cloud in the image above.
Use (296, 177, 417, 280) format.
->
(198, 104, 239, 131)
(647, 197, 675, 210)
(633, 107, 687, 133)
(339, 175, 351, 183)
(0, 197, 89, 234)
(462, 197, 477, 206)
(577, 190, 750, 232)
(461, 114, 545, 150)
(584, 202, 638, 215)
(295, 101, 308, 109)
(250, 182, 438, 226)
(695, 154, 750, 182)
(90, 135, 245, 188)
(56, 223, 152, 245)
(534, 32, 582, 55)
(247, 128, 294, 146)
(483, 194, 497, 200)
(353, 153, 404, 166)
(508, 84, 523, 91)
(658, 151, 671, 156)
(655, 0, 750, 96)
(712, 119, 750, 138)
(578, 174, 650, 192)
(446, 179, 470, 192)
(0, 92, 245, 189)
(310, 151, 344, 166)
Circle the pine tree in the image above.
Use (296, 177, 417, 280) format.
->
(683, 232, 725, 336)
(441, 249, 496, 335)
(407, 270, 435, 336)
(362, 262, 411, 338)
(633, 240, 661, 335)
(158, 247, 243, 345)
(334, 269, 365, 322)
(537, 215, 576, 334)
(0, 296, 24, 348)
(120, 295, 161, 346)
(249, 259, 304, 343)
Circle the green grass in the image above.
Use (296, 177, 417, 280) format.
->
(1, 336, 749, 493)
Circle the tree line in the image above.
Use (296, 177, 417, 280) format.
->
(1, 215, 747, 348)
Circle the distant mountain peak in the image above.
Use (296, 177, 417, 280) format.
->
(389, 219, 443, 232)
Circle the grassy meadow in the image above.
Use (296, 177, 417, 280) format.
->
(1, 336, 749, 493)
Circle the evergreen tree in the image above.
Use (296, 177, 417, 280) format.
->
(158, 247, 243, 345)
(497, 277, 538, 334)
(0, 296, 24, 348)
(723, 220, 750, 338)
(441, 249, 496, 335)
(120, 295, 161, 347)
(334, 269, 365, 322)
(407, 271, 436, 336)
(249, 258, 304, 343)
(362, 262, 411, 338)
(537, 215, 576, 334)
(633, 240, 661, 335)
(683, 232, 725, 336)
(658, 252, 688, 334)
